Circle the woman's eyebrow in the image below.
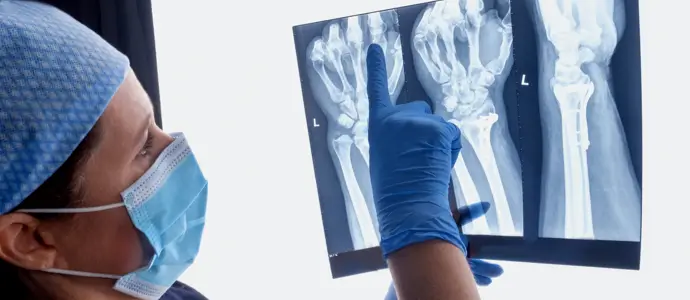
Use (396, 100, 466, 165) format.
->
(134, 111, 153, 148)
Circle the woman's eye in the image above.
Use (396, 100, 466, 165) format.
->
(139, 134, 154, 157)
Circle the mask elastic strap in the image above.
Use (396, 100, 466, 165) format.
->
(16, 202, 125, 214)
(42, 268, 122, 280)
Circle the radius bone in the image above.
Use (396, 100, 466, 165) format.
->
(332, 134, 379, 247)
(458, 111, 517, 235)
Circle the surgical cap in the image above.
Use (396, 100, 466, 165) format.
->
(0, 0, 129, 214)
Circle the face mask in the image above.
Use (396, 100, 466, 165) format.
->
(18, 132, 208, 300)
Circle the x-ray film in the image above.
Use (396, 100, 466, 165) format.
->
(292, 0, 642, 279)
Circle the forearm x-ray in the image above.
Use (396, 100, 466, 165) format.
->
(411, 0, 523, 236)
(305, 10, 404, 250)
(532, 0, 641, 241)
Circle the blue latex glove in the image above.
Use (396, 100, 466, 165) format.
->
(367, 43, 464, 257)
(383, 202, 504, 300)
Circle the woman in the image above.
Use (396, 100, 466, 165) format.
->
(0, 1, 207, 299)
(1, 1, 502, 299)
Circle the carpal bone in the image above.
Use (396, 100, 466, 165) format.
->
(337, 113, 356, 129)
(553, 59, 588, 84)
(338, 96, 358, 119)
(332, 134, 379, 248)
(465, 16, 484, 78)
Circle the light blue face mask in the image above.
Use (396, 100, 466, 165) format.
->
(17, 132, 208, 300)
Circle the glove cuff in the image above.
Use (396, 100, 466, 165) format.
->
(378, 202, 465, 258)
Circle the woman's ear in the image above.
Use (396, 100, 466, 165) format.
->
(0, 213, 58, 270)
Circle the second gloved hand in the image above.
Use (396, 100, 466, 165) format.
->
(455, 203, 504, 286)
(366, 44, 464, 258)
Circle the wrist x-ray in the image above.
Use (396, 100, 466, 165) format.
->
(293, 0, 642, 278)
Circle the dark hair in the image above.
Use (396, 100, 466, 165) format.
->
(0, 122, 102, 300)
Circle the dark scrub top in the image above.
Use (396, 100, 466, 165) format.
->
(161, 281, 207, 300)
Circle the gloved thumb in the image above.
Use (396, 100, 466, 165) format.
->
(366, 44, 392, 116)
(457, 202, 491, 226)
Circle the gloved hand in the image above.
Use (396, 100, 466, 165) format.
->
(456, 203, 504, 286)
(383, 202, 504, 300)
(366, 43, 464, 257)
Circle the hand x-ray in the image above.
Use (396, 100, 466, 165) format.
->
(293, 0, 642, 279)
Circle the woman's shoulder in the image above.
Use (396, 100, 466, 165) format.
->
(161, 281, 209, 300)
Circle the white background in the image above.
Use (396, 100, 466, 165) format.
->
(151, 0, 689, 299)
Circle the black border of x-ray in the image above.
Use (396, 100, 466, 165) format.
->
(293, 0, 642, 279)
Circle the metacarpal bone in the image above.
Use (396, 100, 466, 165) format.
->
(485, 12, 513, 77)
(574, 0, 602, 49)
(465, 13, 485, 80)
(345, 16, 367, 97)
(464, 0, 485, 26)
(537, 0, 575, 42)
(309, 40, 344, 103)
(324, 23, 355, 97)
(333, 134, 379, 248)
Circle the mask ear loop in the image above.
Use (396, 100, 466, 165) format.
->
(42, 268, 122, 280)
(15, 202, 128, 280)
(16, 202, 126, 214)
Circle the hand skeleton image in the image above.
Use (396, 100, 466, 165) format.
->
(531, 0, 641, 241)
(411, 0, 523, 236)
(305, 11, 404, 250)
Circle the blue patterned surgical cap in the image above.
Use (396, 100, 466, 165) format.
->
(0, 1, 130, 214)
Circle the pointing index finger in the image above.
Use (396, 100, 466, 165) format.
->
(366, 44, 392, 114)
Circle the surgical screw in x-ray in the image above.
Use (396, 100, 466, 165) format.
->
(531, 0, 641, 241)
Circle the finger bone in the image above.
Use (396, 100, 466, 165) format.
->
(367, 13, 388, 51)
(310, 39, 344, 102)
(324, 23, 355, 95)
(387, 31, 404, 94)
